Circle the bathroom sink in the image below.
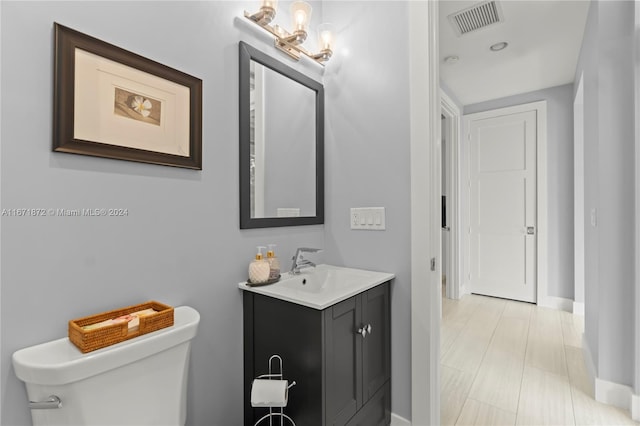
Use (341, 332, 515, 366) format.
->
(238, 264, 394, 309)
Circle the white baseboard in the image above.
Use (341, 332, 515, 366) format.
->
(595, 377, 633, 411)
(539, 296, 573, 312)
(572, 301, 585, 315)
(460, 282, 469, 297)
(583, 335, 638, 417)
(632, 393, 640, 421)
(391, 412, 411, 426)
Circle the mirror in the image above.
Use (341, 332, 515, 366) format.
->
(239, 41, 324, 229)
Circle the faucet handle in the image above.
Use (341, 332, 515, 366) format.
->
(297, 247, 322, 253)
(293, 247, 322, 261)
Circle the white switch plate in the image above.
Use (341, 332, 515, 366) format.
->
(350, 207, 386, 230)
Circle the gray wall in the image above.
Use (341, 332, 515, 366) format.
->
(464, 84, 576, 300)
(0, 2, 327, 425)
(441, 82, 463, 110)
(1, 0, 420, 424)
(322, 1, 413, 420)
(574, 0, 636, 388)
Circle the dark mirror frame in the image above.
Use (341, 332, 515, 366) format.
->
(239, 41, 324, 229)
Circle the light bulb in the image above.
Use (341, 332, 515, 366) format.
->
(290, 1, 312, 32)
(295, 11, 306, 25)
(318, 23, 335, 51)
(262, 0, 278, 8)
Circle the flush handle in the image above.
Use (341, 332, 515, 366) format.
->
(29, 395, 62, 410)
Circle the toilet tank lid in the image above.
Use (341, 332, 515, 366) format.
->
(12, 306, 200, 386)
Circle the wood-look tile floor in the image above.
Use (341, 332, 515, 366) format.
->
(440, 293, 639, 426)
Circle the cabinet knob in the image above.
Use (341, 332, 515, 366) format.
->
(357, 324, 373, 338)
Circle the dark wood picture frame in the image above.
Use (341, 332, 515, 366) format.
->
(53, 23, 203, 169)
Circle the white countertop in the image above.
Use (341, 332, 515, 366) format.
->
(238, 264, 395, 310)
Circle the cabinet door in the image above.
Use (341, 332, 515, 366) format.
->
(345, 382, 391, 426)
(362, 283, 390, 401)
(325, 296, 362, 426)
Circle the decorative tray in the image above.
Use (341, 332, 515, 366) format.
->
(246, 275, 281, 287)
(68, 300, 174, 353)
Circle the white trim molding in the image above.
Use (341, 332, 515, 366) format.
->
(409, 1, 440, 425)
(538, 296, 574, 313)
(584, 334, 639, 419)
(390, 412, 411, 426)
(632, 393, 640, 421)
(573, 72, 586, 316)
(440, 89, 462, 300)
(595, 378, 634, 411)
(635, 1, 640, 420)
(572, 301, 585, 316)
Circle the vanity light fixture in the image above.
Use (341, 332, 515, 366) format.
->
(246, 0, 278, 25)
(244, 0, 336, 64)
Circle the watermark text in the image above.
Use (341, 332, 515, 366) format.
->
(1, 208, 129, 217)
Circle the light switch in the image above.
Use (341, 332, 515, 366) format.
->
(350, 207, 386, 230)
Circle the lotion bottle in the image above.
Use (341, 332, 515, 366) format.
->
(266, 244, 281, 281)
(249, 246, 270, 284)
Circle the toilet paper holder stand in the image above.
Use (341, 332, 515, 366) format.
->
(252, 354, 297, 426)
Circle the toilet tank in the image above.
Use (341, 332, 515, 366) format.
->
(12, 306, 200, 426)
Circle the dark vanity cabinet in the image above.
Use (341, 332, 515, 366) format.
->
(243, 282, 391, 426)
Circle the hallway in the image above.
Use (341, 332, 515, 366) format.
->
(440, 293, 638, 425)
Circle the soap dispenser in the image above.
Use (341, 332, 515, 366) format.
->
(249, 246, 270, 284)
(266, 244, 281, 281)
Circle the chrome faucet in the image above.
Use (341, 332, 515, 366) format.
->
(291, 247, 322, 274)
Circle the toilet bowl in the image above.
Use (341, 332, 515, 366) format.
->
(12, 306, 200, 426)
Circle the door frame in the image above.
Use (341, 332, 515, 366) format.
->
(634, 0, 640, 414)
(409, 0, 440, 424)
(574, 73, 585, 315)
(463, 101, 548, 305)
(441, 90, 461, 300)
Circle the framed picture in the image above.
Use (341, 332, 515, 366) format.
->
(53, 23, 203, 169)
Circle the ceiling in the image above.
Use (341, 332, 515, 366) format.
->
(439, 0, 590, 106)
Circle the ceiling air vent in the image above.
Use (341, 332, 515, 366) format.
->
(448, 1, 504, 36)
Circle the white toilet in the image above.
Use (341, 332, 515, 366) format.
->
(12, 306, 200, 426)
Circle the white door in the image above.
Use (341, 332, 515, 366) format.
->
(469, 109, 537, 303)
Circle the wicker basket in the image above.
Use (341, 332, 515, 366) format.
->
(68, 301, 174, 353)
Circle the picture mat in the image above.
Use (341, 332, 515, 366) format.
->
(74, 48, 190, 157)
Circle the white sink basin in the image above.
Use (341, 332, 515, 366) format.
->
(238, 264, 394, 310)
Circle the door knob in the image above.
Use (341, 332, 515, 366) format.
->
(527, 226, 535, 235)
